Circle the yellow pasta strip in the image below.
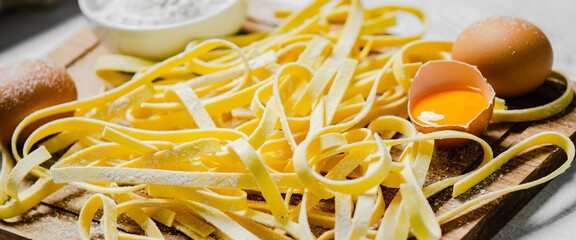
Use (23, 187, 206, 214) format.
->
(204, 78, 271, 116)
(6, 146, 51, 201)
(383, 130, 493, 167)
(0, 177, 63, 219)
(368, 116, 413, 139)
(361, 11, 397, 35)
(421, 131, 563, 197)
(332, 0, 364, 58)
(248, 98, 279, 150)
(110, 191, 164, 239)
(129, 110, 197, 131)
(173, 222, 215, 240)
(334, 193, 353, 240)
(110, 203, 197, 239)
(376, 187, 409, 240)
(119, 138, 221, 169)
(308, 97, 325, 135)
(272, 63, 314, 150)
(148, 185, 248, 212)
(13, 39, 247, 160)
(271, 0, 331, 34)
(323, 147, 372, 180)
(172, 208, 216, 238)
(325, 59, 358, 125)
(297, 191, 317, 240)
(184, 50, 275, 89)
(289, 15, 330, 36)
(294, 132, 393, 198)
(186, 56, 244, 76)
(380, 129, 475, 239)
(392, 40, 452, 91)
(246, 199, 336, 228)
(88, 83, 155, 122)
(454, 132, 575, 197)
(422, 176, 461, 198)
(169, 83, 217, 129)
(491, 71, 574, 123)
(51, 143, 133, 169)
(347, 187, 378, 239)
(293, 136, 383, 224)
(0, 145, 14, 205)
(439, 132, 574, 224)
(278, 42, 307, 64)
(229, 138, 289, 220)
(23, 117, 246, 156)
(102, 127, 159, 155)
(238, 208, 306, 239)
(220, 32, 269, 48)
(41, 132, 78, 154)
(296, 36, 332, 68)
(79, 194, 118, 240)
(116, 199, 181, 214)
(52, 165, 301, 190)
(291, 0, 364, 116)
(411, 139, 435, 187)
(363, 6, 429, 49)
(226, 211, 293, 240)
(95, 54, 156, 85)
(70, 182, 147, 194)
(323, 49, 393, 135)
(250, 81, 273, 119)
(290, 55, 392, 199)
(358, 36, 374, 61)
(400, 183, 441, 240)
(145, 207, 176, 227)
(292, 58, 344, 116)
(369, 188, 386, 226)
(180, 200, 260, 240)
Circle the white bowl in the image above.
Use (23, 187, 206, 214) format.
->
(79, 0, 247, 60)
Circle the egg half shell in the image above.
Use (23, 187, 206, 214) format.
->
(408, 60, 495, 148)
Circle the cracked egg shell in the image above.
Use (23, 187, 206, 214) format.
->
(408, 60, 495, 148)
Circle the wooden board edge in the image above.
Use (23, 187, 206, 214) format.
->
(46, 27, 99, 67)
(0, 228, 30, 240)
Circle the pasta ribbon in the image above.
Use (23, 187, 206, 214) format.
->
(439, 131, 575, 223)
(229, 138, 289, 220)
(6, 146, 51, 201)
(79, 194, 118, 240)
(1, 0, 574, 239)
(491, 71, 574, 123)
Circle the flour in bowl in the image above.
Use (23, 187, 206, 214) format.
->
(92, 0, 235, 26)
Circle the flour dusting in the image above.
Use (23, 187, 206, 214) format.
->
(92, 0, 234, 26)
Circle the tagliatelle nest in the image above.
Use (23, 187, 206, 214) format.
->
(1, 0, 574, 239)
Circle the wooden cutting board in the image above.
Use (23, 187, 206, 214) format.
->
(0, 25, 575, 240)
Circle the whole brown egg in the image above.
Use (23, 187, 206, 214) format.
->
(0, 59, 77, 144)
(452, 16, 553, 98)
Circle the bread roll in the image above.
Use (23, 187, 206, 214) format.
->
(0, 58, 77, 144)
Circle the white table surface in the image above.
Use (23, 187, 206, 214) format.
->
(1, 0, 575, 239)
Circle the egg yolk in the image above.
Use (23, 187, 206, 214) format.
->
(411, 88, 488, 126)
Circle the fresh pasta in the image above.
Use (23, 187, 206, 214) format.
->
(1, 0, 574, 239)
